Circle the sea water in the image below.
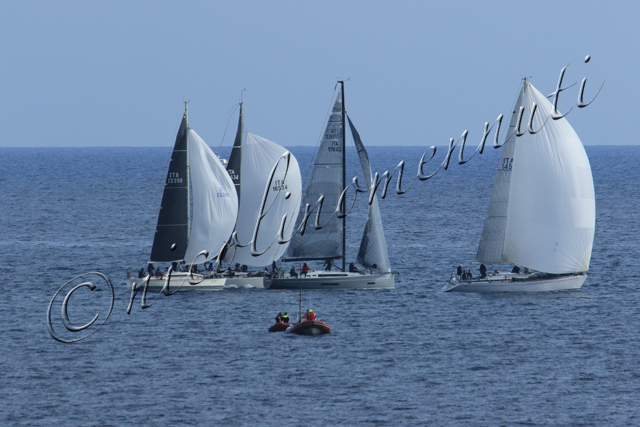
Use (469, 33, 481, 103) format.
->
(1, 145, 639, 426)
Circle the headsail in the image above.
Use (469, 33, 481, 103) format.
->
(348, 115, 391, 272)
(503, 82, 595, 273)
(225, 133, 302, 266)
(286, 91, 344, 261)
(150, 113, 190, 262)
(183, 129, 238, 263)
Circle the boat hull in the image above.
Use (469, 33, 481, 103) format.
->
(127, 273, 225, 292)
(268, 322, 292, 332)
(443, 273, 587, 293)
(222, 274, 265, 288)
(264, 271, 394, 290)
(286, 320, 331, 335)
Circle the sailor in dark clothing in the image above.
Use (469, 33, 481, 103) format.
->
(147, 263, 154, 276)
(324, 259, 333, 271)
(511, 265, 521, 273)
(138, 268, 145, 278)
(290, 266, 298, 278)
(480, 263, 487, 279)
(281, 312, 290, 323)
(457, 265, 463, 277)
(275, 312, 282, 323)
(349, 262, 358, 272)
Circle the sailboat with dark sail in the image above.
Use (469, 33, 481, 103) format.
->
(264, 82, 394, 290)
(221, 103, 303, 288)
(128, 104, 238, 291)
(444, 79, 595, 292)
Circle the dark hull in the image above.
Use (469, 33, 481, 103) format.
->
(268, 322, 292, 332)
(286, 320, 331, 335)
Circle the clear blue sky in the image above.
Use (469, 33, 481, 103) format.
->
(0, 1, 635, 147)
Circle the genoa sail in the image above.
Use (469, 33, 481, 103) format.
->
(150, 113, 190, 262)
(348, 115, 391, 272)
(476, 80, 595, 274)
(225, 132, 302, 266)
(183, 129, 238, 264)
(286, 92, 345, 261)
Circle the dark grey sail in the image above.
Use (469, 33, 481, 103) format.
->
(286, 92, 344, 262)
(150, 113, 190, 262)
(348, 115, 391, 272)
(226, 103, 243, 201)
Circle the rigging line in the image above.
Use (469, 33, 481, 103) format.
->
(216, 103, 241, 156)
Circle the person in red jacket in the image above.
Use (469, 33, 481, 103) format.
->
(301, 263, 310, 277)
(304, 309, 316, 321)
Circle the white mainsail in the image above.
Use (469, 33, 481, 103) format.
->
(226, 133, 302, 266)
(476, 81, 595, 274)
(287, 92, 345, 261)
(348, 115, 391, 272)
(183, 129, 239, 263)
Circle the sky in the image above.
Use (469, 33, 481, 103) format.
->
(0, 1, 636, 148)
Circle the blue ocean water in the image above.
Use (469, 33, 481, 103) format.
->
(1, 145, 639, 426)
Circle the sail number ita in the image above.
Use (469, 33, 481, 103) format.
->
(501, 158, 513, 171)
(167, 172, 183, 184)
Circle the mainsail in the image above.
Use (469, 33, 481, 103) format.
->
(286, 92, 345, 261)
(226, 103, 243, 202)
(184, 129, 238, 263)
(348, 115, 391, 272)
(476, 81, 595, 273)
(475, 84, 524, 264)
(150, 113, 190, 262)
(225, 133, 302, 266)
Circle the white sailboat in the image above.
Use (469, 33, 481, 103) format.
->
(265, 81, 394, 290)
(444, 79, 595, 292)
(221, 103, 303, 287)
(128, 104, 238, 291)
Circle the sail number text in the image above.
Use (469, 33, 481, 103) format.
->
(272, 179, 288, 191)
(167, 172, 183, 184)
(501, 158, 513, 171)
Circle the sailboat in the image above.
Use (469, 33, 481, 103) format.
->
(128, 104, 238, 291)
(444, 79, 595, 292)
(221, 104, 303, 288)
(265, 81, 394, 290)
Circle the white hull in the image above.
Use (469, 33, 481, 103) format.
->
(443, 272, 587, 293)
(127, 272, 225, 291)
(222, 274, 265, 288)
(264, 270, 394, 290)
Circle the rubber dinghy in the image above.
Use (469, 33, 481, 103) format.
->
(286, 320, 331, 335)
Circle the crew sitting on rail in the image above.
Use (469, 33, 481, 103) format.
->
(290, 266, 298, 278)
(349, 262, 358, 273)
(301, 263, 310, 277)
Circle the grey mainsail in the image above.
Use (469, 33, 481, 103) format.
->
(150, 113, 190, 262)
(348, 115, 391, 272)
(286, 93, 344, 261)
(226, 103, 243, 202)
(475, 81, 524, 264)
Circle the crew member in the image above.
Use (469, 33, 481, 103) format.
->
(457, 264, 463, 277)
(290, 266, 298, 278)
(480, 263, 487, 279)
(281, 312, 290, 323)
(301, 263, 310, 277)
(275, 312, 282, 323)
(138, 268, 145, 278)
(349, 262, 358, 272)
(305, 309, 316, 321)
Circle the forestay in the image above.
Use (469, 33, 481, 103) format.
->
(225, 133, 302, 266)
(348, 115, 391, 272)
(183, 129, 238, 263)
(287, 93, 344, 261)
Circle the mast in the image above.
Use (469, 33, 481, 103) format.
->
(339, 80, 346, 272)
(184, 101, 191, 240)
